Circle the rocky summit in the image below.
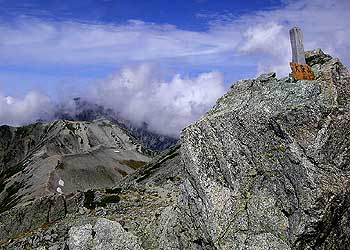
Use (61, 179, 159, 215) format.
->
(1, 49, 350, 250)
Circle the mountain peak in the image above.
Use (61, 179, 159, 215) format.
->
(54, 99, 178, 151)
(2, 50, 350, 249)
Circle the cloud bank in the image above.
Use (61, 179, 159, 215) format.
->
(0, 66, 226, 137)
(0, 90, 53, 126)
(90, 64, 225, 136)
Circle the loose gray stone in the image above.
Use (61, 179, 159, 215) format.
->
(68, 224, 93, 250)
(93, 218, 143, 250)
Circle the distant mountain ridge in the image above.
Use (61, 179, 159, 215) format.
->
(53, 98, 178, 152)
(0, 118, 153, 215)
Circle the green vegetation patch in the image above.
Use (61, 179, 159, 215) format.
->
(2, 163, 25, 179)
(83, 190, 120, 209)
(98, 195, 120, 207)
(0, 181, 25, 213)
(56, 161, 65, 170)
(65, 123, 76, 133)
(105, 187, 122, 194)
(83, 190, 96, 209)
(116, 169, 128, 177)
(136, 144, 180, 183)
(16, 125, 34, 138)
(119, 160, 146, 170)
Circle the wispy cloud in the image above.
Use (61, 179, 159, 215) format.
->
(0, 19, 239, 66)
(0, 0, 348, 76)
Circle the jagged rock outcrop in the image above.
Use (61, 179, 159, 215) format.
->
(0, 192, 84, 243)
(2, 49, 350, 250)
(177, 49, 350, 249)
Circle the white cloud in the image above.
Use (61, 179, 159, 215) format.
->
(0, 19, 238, 66)
(0, 65, 225, 136)
(0, 0, 349, 76)
(0, 0, 349, 133)
(0, 0, 348, 77)
(0, 90, 53, 126)
(230, 0, 350, 75)
(237, 22, 291, 75)
(90, 64, 225, 136)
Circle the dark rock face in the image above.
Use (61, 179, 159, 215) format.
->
(2, 50, 350, 249)
(0, 192, 83, 243)
(123, 123, 178, 153)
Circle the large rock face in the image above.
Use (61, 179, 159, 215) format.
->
(2, 50, 350, 250)
(179, 49, 350, 249)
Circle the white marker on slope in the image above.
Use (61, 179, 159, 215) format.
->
(57, 187, 63, 194)
(58, 179, 65, 186)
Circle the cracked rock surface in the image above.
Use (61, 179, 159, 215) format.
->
(68, 218, 143, 250)
(177, 49, 350, 249)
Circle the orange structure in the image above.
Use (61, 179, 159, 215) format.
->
(289, 62, 315, 80)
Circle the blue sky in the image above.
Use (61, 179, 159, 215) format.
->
(0, 0, 282, 97)
(1, 0, 280, 30)
(0, 0, 349, 135)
